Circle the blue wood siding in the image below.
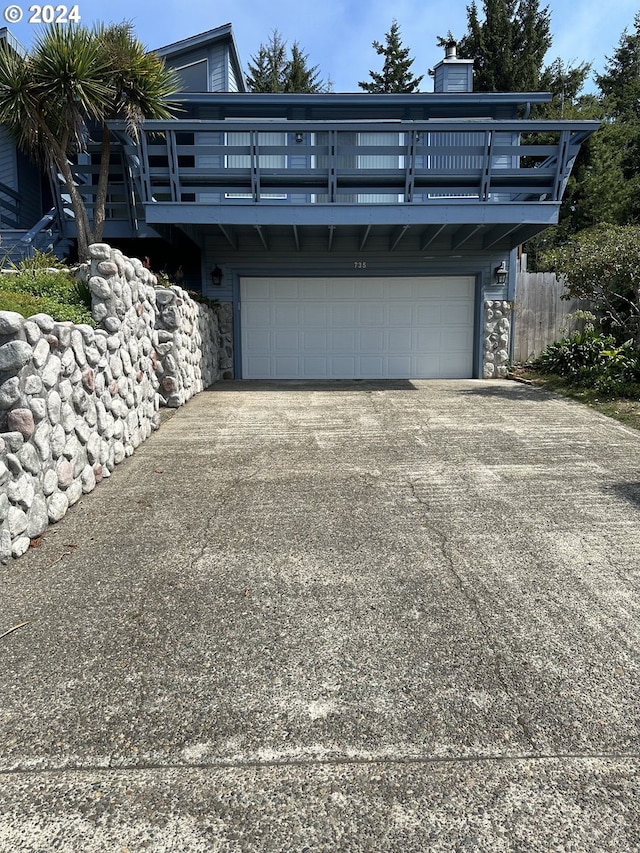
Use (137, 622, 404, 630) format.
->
(227, 61, 240, 93)
(433, 63, 474, 93)
(209, 43, 226, 91)
(163, 43, 231, 92)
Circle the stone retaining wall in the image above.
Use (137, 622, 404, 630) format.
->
(0, 243, 220, 562)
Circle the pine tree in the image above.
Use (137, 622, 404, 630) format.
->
(596, 12, 640, 121)
(591, 13, 640, 224)
(285, 42, 323, 93)
(246, 30, 288, 92)
(246, 31, 325, 93)
(454, 0, 552, 92)
(358, 20, 423, 93)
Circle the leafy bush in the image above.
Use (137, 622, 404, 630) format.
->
(535, 329, 640, 395)
(540, 225, 640, 350)
(0, 258, 93, 325)
(7, 249, 67, 271)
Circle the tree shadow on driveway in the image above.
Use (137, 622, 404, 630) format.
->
(609, 482, 640, 510)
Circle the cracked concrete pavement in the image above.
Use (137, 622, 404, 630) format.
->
(0, 379, 639, 851)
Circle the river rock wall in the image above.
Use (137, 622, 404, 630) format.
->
(0, 244, 220, 562)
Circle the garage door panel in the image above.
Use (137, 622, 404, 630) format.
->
(388, 329, 410, 350)
(415, 354, 442, 375)
(360, 356, 384, 376)
(303, 357, 328, 375)
(416, 329, 442, 351)
(302, 331, 328, 351)
(272, 279, 299, 299)
(388, 304, 414, 325)
(302, 280, 326, 298)
(274, 356, 300, 376)
(331, 356, 356, 376)
(443, 303, 474, 324)
(243, 329, 271, 353)
(449, 329, 473, 351)
(416, 305, 442, 326)
(390, 280, 415, 298)
(441, 354, 472, 377)
(274, 330, 300, 351)
(331, 304, 357, 326)
(244, 302, 271, 325)
(359, 304, 385, 326)
(328, 280, 357, 299)
(331, 329, 356, 350)
(241, 276, 475, 379)
(274, 304, 299, 325)
(358, 329, 385, 350)
(363, 280, 385, 299)
(302, 303, 328, 326)
(388, 356, 412, 376)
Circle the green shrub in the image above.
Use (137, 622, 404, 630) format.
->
(0, 260, 93, 326)
(7, 249, 67, 271)
(535, 329, 640, 396)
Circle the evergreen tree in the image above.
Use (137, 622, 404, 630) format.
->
(596, 13, 640, 121)
(246, 31, 325, 93)
(285, 42, 324, 93)
(246, 30, 288, 92)
(358, 20, 423, 93)
(454, 0, 552, 92)
(591, 13, 640, 225)
(536, 59, 593, 119)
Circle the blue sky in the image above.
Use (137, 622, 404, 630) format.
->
(5, 0, 639, 92)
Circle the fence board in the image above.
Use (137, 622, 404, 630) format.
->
(513, 271, 590, 363)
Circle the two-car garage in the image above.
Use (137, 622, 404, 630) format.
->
(240, 275, 476, 379)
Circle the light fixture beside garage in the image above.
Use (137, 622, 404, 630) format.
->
(295, 132, 305, 144)
(211, 265, 223, 287)
(494, 261, 508, 285)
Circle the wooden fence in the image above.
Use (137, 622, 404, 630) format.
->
(512, 271, 591, 364)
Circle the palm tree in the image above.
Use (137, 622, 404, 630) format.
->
(0, 23, 181, 261)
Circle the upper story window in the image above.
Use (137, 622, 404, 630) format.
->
(174, 58, 208, 92)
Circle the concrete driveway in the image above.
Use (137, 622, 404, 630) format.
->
(0, 379, 639, 852)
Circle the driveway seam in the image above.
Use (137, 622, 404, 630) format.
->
(1, 750, 639, 778)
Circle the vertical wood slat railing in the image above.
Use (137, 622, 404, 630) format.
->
(109, 119, 594, 206)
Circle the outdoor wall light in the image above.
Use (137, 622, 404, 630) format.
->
(211, 265, 223, 287)
(295, 132, 305, 144)
(494, 261, 508, 285)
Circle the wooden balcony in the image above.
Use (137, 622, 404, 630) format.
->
(108, 118, 597, 227)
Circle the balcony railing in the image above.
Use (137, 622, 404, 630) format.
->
(110, 118, 597, 209)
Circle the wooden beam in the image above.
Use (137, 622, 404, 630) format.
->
(482, 224, 520, 250)
(420, 224, 447, 251)
(254, 224, 269, 250)
(450, 224, 483, 250)
(390, 225, 410, 251)
(218, 224, 237, 249)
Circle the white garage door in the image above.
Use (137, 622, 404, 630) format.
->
(240, 276, 475, 379)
